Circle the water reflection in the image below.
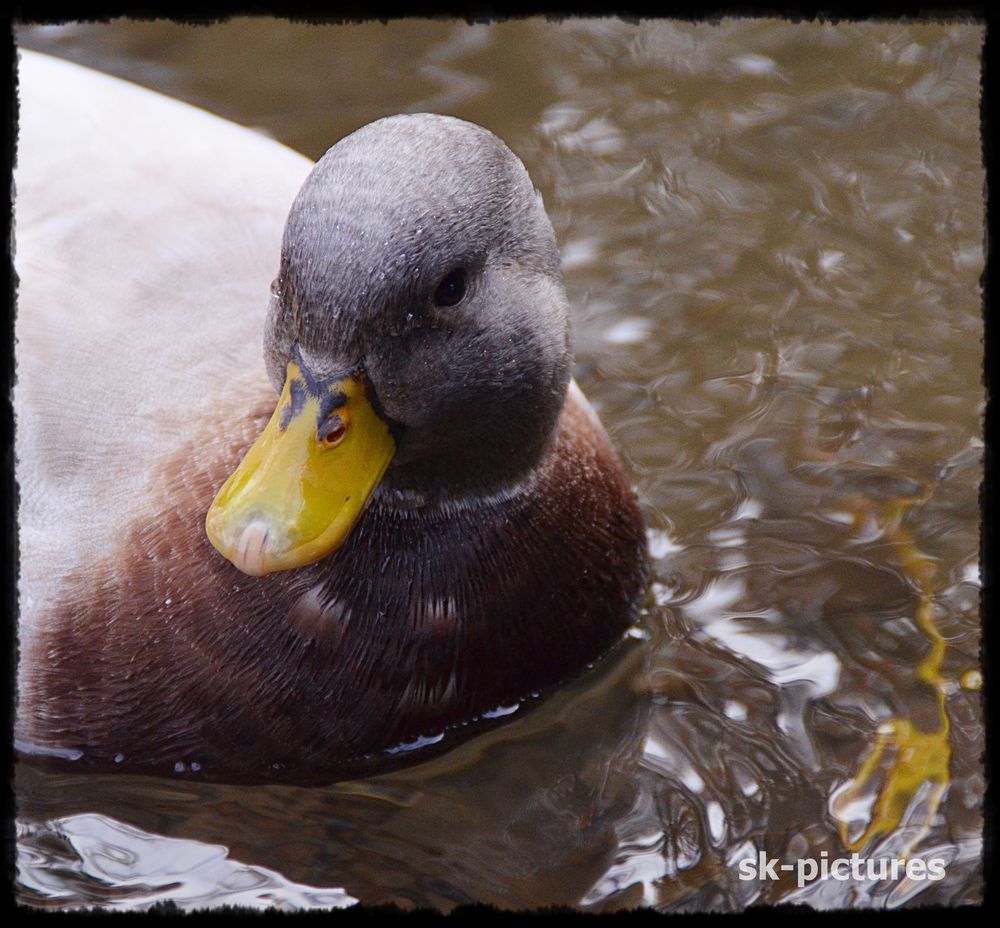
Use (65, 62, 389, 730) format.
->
(18, 814, 358, 911)
(15, 16, 983, 911)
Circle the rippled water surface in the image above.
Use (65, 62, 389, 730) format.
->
(15, 17, 984, 911)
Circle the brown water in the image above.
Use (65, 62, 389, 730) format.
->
(14, 18, 984, 911)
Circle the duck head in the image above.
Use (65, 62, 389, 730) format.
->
(206, 114, 572, 575)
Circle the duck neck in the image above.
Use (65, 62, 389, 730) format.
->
(373, 372, 571, 508)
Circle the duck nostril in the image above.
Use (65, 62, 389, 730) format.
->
(319, 416, 349, 446)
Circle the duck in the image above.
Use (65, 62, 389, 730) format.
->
(14, 50, 647, 785)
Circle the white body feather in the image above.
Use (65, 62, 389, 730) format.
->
(14, 51, 311, 650)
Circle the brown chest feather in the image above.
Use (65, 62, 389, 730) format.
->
(20, 394, 646, 783)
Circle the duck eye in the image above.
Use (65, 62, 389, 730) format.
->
(433, 268, 467, 308)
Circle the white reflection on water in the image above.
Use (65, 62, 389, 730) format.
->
(683, 552, 841, 703)
(18, 814, 358, 911)
(604, 317, 655, 346)
(646, 526, 684, 559)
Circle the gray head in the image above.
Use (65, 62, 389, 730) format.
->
(263, 114, 572, 502)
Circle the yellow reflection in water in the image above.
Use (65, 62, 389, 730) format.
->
(832, 488, 951, 856)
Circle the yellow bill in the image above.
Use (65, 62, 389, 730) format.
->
(206, 360, 396, 576)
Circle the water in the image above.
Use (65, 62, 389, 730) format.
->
(14, 18, 984, 911)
